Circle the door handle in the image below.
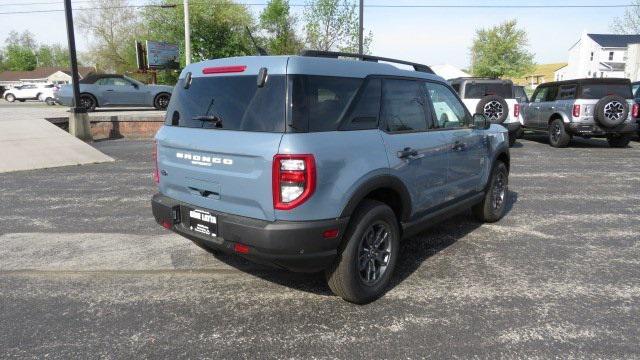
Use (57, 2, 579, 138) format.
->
(106, 89, 114, 92)
(397, 147, 418, 159)
(452, 141, 467, 152)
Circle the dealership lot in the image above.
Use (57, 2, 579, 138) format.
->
(1, 135, 639, 358)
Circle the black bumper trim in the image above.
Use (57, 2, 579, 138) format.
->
(567, 121, 639, 136)
(152, 193, 349, 272)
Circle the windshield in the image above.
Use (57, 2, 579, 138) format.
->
(464, 82, 513, 98)
(580, 83, 633, 99)
(165, 75, 286, 132)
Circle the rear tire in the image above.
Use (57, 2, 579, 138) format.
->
(154, 93, 171, 110)
(5, 93, 15, 102)
(473, 161, 509, 223)
(508, 133, 517, 147)
(607, 134, 631, 148)
(45, 97, 56, 106)
(79, 94, 96, 112)
(548, 119, 571, 148)
(326, 199, 400, 304)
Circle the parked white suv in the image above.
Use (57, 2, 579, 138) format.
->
(37, 84, 59, 105)
(449, 78, 522, 146)
(3, 83, 51, 102)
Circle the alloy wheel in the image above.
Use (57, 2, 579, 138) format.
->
(483, 100, 504, 121)
(492, 171, 507, 211)
(604, 101, 625, 122)
(357, 221, 392, 285)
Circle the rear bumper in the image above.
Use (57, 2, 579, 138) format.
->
(502, 122, 522, 135)
(567, 121, 639, 136)
(151, 193, 349, 272)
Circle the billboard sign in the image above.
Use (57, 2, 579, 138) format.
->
(146, 41, 180, 70)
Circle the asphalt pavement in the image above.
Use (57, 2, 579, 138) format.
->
(1, 135, 639, 359)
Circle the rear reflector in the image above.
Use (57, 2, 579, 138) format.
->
(633, 103, 640, 118)
(202, 65, 247, 74)
(234, 243, 250, 254)
(322, 229, 339, 239)
(572, 104, 581, 118)
(161, 219, 172, 229)
(513, 104, 520, 118)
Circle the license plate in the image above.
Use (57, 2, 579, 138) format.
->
(188, 209, 218, 237)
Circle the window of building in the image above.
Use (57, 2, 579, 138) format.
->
(609, 51, 614, 61)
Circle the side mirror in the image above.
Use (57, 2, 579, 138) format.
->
(473, 113, 490, 130)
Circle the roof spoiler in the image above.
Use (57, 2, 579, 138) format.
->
(300, 50, 434, 74)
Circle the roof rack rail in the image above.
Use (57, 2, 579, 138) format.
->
(300, 50, 434, 74)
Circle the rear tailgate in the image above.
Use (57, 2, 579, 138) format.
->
(156, 127, 282, 221)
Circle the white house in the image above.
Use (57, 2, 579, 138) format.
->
(554, 32, 640, 81)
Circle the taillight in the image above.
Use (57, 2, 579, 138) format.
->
(153, 141, 159, 183)
(572, 104, 581, 118)
(513, 104, 520, 118)
(272, 154, 316, 210)
(632, 103, 639, 118)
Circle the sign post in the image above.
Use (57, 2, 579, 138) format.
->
(63, 0, 91, 140)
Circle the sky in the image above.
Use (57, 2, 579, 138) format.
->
(0, 0, 633, 69)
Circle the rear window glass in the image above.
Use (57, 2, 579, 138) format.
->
(291, 75, 362, 132)
(464, 83, 513, 98)
(165, 75, 286, 132)
(580, 84, 633, 99)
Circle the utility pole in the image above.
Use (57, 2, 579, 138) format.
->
(63, 0, 91, 140)
(184, 0, 191, 65)
(358, 0, 363, 56)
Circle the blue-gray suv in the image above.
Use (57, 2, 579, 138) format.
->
(152, 51, 511, 303)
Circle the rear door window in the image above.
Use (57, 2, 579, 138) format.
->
(580, 83, 633, 99)
(166, 75, 286, 132)
(464, 82, 513, 98)
(544, 86, 559, 101)
(291, 75, 362, 132)
(381, 79, 429, 132)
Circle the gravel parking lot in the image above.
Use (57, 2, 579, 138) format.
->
(1, 135, 639, 358)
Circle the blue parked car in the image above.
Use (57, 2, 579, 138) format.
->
(56, 74, 173, 111)
(152, 51, 511, 303)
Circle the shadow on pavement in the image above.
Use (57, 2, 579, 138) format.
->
(205, 190, 519, 300)
(522, 133, 636, 148)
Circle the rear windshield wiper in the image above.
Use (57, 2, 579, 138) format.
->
(193, 115, 223, 128)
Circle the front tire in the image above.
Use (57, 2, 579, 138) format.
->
(473, 161, 509, 223)
(5, 93, 15, 102)
(79, 94, 96, 112)
(607, 134, 631, 148)
(326, 199, 400, 304)
(154, 93, 170, 110)
(548, 119, 571, 148)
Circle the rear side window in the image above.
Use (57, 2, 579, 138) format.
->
(340, 78, 381, 131)
(291, 75, 362, 132)
(464, 82, 513, 98)
(557, 85, 577, 100)
(580, 83, 633, 99)
(166, 75, 286, 132)
(381, 79, 428, 132)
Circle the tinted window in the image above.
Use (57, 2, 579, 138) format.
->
(513, 86, 528, 102)
(531, 87, 548, 103)
(557, 85, 577, 100)
(165, 75, 286, 132)
(632, 84, 640, 98)
(425, 82, 470, 128)
(451, 83, 460, 94)
(580, 83, 633, 99)
(381, 79, 428, 132)
(464, 82, 513, 98)
(341, 78, 381, 131)
(291, 75, 362, 132)
(544, 86, 558, 101)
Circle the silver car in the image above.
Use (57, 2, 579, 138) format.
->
(56, 74, 173, 111)
(522, 78, 639, 148)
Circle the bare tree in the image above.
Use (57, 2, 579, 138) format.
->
(610, 0, 640, 34)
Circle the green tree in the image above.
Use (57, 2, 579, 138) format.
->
(37, 44, 70, 68)
(77, 0, 143, 72)
(143, 0, 256, 65)
(260, 0, 303, 55)
(4, 45, 37, 71)
(303, 0, 372, 53)
(610, 0, 640, 34)
(470, 20, 534, 78)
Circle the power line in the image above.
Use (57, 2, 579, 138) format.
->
(0, 1, 638, 15)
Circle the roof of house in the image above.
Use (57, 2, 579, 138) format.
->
(587, 33, 640, 48)
(0, 66, 95, 82)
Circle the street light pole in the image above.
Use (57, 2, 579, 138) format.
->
(358, 0, 363, 56)
(184, 0, 191, 65)
(63, 0, 91, 140)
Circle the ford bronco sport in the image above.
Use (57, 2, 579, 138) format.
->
(449, 78, 522, 147)
(522, 78, 639, 148)
(152, 51, 511, 304)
